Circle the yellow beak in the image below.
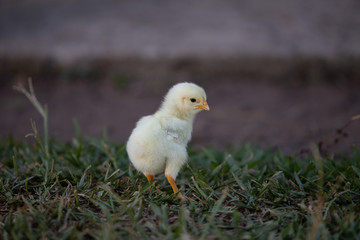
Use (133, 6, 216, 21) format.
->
(196, 97, 210, 111)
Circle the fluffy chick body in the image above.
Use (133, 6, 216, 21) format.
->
(126, 82, 209, 197)
(126, 113, 190, 178)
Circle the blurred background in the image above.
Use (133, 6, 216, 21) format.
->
(1, 0, 359, 154)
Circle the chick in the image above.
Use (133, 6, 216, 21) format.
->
(126, 82, 210, 200)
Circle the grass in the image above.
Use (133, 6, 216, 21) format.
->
(1, 136, 360, 239)
(1, 81, 360, 239)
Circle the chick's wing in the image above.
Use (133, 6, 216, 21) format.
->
(159, 117, 190, 145)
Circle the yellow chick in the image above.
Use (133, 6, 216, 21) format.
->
(126, 82, 210, 200)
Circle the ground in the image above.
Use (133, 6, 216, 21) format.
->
(1, 66, 359, 154)
(1, 2, 360, 238)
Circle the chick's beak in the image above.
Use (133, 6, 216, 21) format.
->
(196, 97, 210, 111)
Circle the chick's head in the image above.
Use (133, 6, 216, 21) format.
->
(161, 82, 210, 118)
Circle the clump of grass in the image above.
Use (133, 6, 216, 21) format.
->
(13, 78, 49, 158)
(1, 81, 360, 239)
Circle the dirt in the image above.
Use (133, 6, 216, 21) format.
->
(1, 72, 359, 155)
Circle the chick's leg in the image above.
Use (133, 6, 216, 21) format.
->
(166, 174, 179, 192)
(166, 174, 186, 201)
(145, 173, 154, 184)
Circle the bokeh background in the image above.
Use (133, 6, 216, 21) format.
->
(1, 0, 359, 154)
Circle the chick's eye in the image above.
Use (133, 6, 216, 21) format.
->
(190, 98, 196, 103)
